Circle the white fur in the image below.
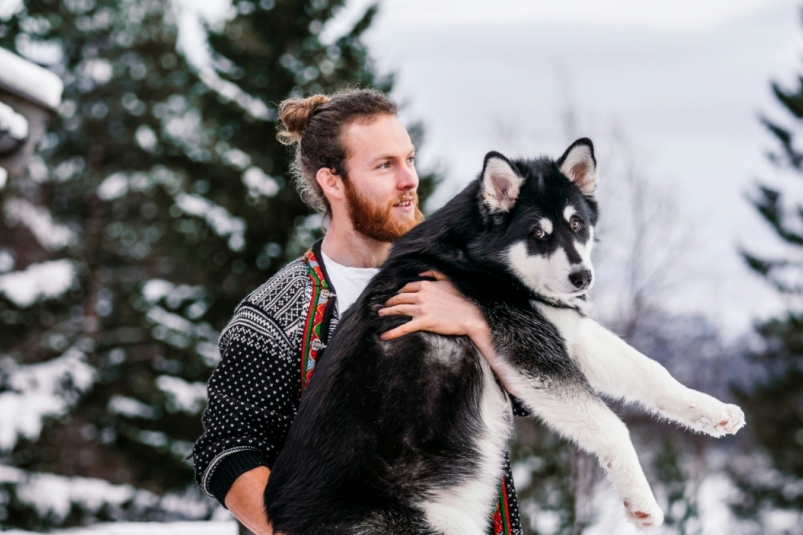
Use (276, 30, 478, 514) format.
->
(482, 157, 523, 213)
(566, 316, 746, 438)
(520, 302, 746, 530)
(538, 217, 553, 235)
(563, 205, 577, 222)
(421, 333, 464, 364)
(560, 145, 597, 195)
(508, 240, 594, 297)
(422, 353, 512, 535)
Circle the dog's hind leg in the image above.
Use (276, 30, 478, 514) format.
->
(494, 361, 664, 531)
(570, 318, 745, 438)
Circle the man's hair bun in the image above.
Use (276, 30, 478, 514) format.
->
(275, 88, 397, 213)
(276, 94, 331, 145)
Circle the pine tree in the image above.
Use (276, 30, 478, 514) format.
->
(0, 0, 433, 530)
(730, 9, 803, 525)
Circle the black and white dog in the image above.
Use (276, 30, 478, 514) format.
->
(264, 139, 745, 534)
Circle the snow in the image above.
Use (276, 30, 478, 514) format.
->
(0, 258, 76, 307)
(4, 197, 78, 251)
(0, 347, 96, 451)
(0, 0, 22, 20)
(0, 46, 63, 110)
(97, 172, 130, 200)
(0, 100, 29, 140)
(96, 168, 184, 200)
(194, 341, 220, 366)
(174, 193, 246, 251)
(141, 279, 204, 307)
(3, 520, 236, 535)
(242, 166, 280, 199)
(198, 67, 272, 121)
(0, 465, 218, 527)
(107, 395, 158, 419)
(156, 375, 207, 413)
(135, 125, 158, 152)
(78, 58, 113, 85)
(222, 148, 251, 169)
(147, 305, 195, 334)
(0, 248, 14, 272)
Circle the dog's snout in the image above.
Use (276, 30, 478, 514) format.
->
(569, 269, 592, 289)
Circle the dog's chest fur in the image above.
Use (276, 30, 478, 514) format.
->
(532, 300, 585, 347)
(419, 337, 513, 535)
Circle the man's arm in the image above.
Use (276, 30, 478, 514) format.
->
(378, 270, 532, 416)
(225, 467, 273, 535)
(192, 299, 303, 516)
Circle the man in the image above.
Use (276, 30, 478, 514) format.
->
(192, 89, 524, 534)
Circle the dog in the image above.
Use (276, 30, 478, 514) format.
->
(263, 138, 745, 534)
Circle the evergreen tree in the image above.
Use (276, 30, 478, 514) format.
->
(730, 9, 803, 525)
(0, 0, 433, 530)
(653, 435, 701, 535)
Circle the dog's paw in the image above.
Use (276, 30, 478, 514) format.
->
(622, 493, 664, 531)
(690, 400, 745, 438)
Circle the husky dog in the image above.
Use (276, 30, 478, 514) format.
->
(264, 139, 745, 534)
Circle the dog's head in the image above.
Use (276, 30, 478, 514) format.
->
(477, 138, 599, 300)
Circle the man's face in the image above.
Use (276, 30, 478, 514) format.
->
(340, 114, 424, 242)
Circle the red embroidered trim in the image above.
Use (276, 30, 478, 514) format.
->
(493, 474, 511, 535)
(300, 249, 331, 395)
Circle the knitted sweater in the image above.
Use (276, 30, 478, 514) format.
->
(191, 240, 524, 534)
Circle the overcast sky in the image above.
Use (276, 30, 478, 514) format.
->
(318, 0, 803, 338)
(9, 0, 800, 338)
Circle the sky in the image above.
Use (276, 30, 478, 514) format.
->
(7, 0, 801, 338)
(317, 0, 803, 338)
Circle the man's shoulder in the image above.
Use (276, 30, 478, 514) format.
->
(242, 257, 311, 312)
(219, 257, 313, 352)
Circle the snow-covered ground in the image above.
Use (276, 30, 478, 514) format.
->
(3, 520, 237, 535)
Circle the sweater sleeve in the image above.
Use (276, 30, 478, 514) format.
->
(192, 301, 303, 506)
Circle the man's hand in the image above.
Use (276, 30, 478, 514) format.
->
(378, 270, 511, 391)
(378, 270, 497, 353)
(225, 466, 275, 535)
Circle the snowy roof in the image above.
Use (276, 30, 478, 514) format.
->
(0, 47, 63, 111)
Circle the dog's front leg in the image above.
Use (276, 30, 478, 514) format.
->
(571, 319, 745, 437)
(497, 362, 664, 531)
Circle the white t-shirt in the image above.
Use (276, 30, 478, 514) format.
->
(320, 250, 381, 316)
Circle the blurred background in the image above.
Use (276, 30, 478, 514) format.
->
(0, 0, 801, 533)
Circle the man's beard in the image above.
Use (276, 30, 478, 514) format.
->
(343, 180, 425, 243)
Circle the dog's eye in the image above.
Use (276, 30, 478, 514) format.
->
(571, 217, 584, 231)
(534, 228, 546, 239)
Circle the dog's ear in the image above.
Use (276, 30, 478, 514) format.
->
(481, 151, 523, 213)
(557, 138, 597, 196)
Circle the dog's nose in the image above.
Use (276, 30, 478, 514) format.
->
(568, 269, 592, 289)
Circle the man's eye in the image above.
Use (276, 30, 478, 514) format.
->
(407, 156, 415, 164)
(379, 162, 391, 170)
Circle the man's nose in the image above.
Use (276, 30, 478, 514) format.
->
(398, 162, 418, 190)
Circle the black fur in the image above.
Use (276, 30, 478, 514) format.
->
(264, 143, 599, 534)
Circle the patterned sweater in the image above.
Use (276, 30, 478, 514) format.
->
(191, 240, 524, 534)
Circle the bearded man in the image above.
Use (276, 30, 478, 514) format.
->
(192, 89, 525, 535)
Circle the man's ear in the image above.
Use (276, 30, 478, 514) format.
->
(557, 138, 597, 196)
(316, 167, 344, 201)
(481, 151, 523, 213)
